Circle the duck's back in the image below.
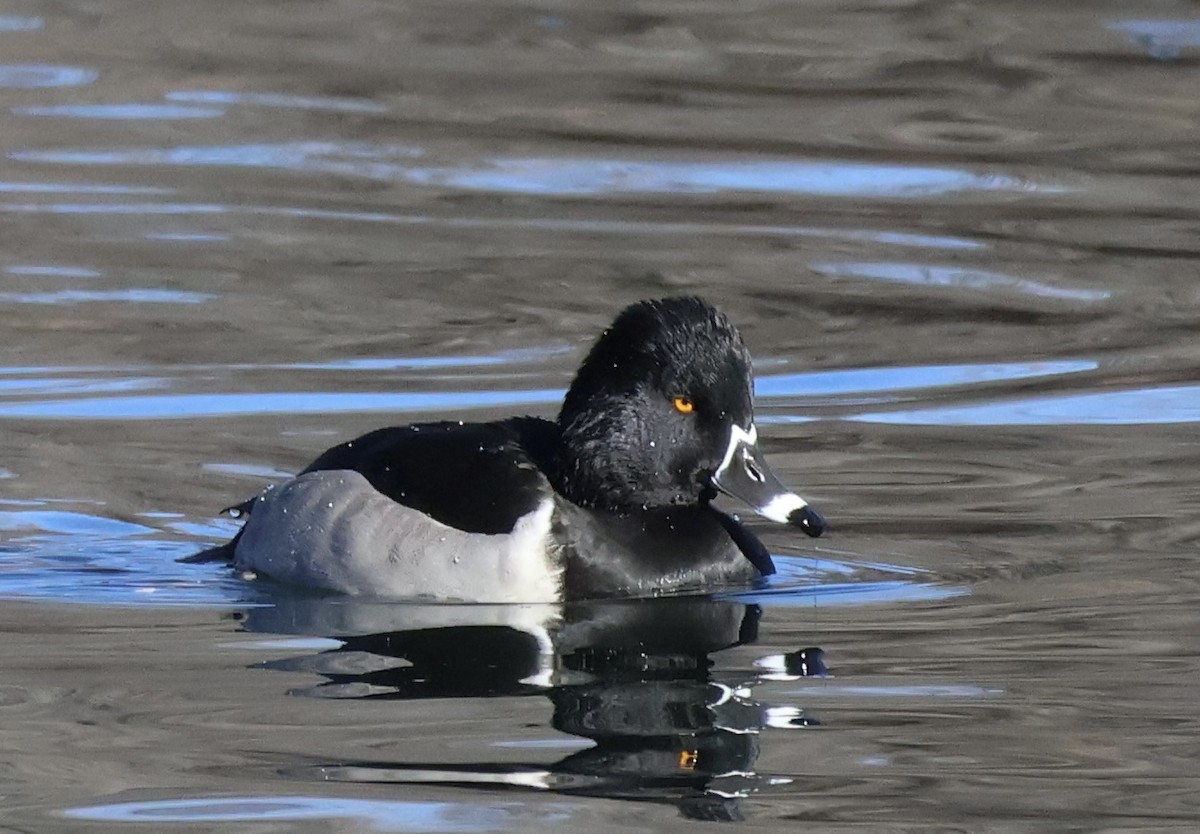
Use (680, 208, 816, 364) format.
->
(299, 417, 560, 534)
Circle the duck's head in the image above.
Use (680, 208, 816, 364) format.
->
(556, 296, 825, 538)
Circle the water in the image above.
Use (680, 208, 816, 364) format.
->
(2, 0, 1199, 829)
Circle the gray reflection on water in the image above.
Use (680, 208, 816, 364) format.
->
(0, 348, 564, 378)
(810, 261, 1110, 302)
(783, 684, 999, 698)
(13, 104, 225, 120)
(63, 795, 537, 831)
(284, 349, 570, 372)
(0, 64, 98, 88)
(852, 384, 1200, 426)
(0, 197, 982, 248)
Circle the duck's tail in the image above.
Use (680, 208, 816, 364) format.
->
(178, 497, 255, 563)
(180, 538, 238, 563)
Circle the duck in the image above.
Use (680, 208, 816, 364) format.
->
(194, 296, 826, 601)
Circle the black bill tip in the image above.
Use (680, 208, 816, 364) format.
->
(789, 505, 827, 538)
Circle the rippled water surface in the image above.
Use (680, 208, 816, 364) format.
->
(2, 1, 1199, 830)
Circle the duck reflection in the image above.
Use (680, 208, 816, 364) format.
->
(242, 595, 825, 822)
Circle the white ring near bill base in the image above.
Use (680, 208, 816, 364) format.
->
(758, 491, 809, 524)
(716, 423, 757, 476)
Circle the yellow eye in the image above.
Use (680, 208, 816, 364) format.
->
(672, 395, 695, 414)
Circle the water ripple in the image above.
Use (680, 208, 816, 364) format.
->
(0, 197, 983, 249)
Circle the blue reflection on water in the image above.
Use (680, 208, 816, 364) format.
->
(0, 505, 950, 609)
(0, 509, 155, 537)
(0, 181, 167, 194)
(852, 384, 1200, 426)
(810, 261, 1109, 302)
(0, 359, 1102, 420)
(0, 376, 164, 397)
(64, 795, 538, 831)
(10, 141, 423, 169)
(1108, 19, 1200, 60)
(722, 554, 964, 607)
(0, 202, 225, 215)
(14, 104, 225, 119)
(167, 89, 390, 114)
(144, 231, 232, 242)
(9, 142, 1062, 199)
(0, 16, 43, 31)
(407, 157, 1059, 198)
(0, 389, 564, 419)
(756, 360, 1096, 398)
(6, 264, 102, 278)
(0, 64, 98, 88)
(0, 289, 213, 304)
(0, 503, 254, 607)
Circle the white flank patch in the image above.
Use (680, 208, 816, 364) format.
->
(234, 471, 565, 602)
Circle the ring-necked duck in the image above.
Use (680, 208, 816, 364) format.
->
(195, 297, 825, 601)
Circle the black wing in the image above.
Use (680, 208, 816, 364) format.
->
(299, 416, 561, 535)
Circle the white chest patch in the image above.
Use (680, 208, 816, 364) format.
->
(232, 469, 563, 602)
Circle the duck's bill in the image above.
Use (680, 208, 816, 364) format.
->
(711, 425, 826, 538)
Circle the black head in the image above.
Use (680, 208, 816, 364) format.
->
(557, 297, 750, 511)
(555, 297, 826, 537)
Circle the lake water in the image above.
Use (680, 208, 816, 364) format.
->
(2, 0, 1199, 830)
